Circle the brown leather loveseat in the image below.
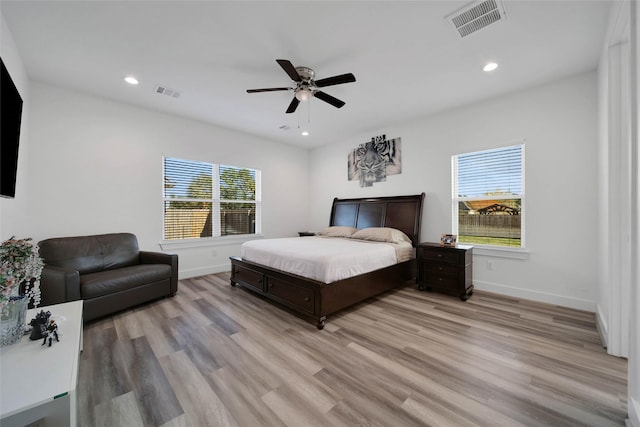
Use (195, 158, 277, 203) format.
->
(38, 233, 178, 322)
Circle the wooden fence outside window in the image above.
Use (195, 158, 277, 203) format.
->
(165, 208, 255, 239)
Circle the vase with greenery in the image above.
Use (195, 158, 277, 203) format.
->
(0, 237, 44, 347)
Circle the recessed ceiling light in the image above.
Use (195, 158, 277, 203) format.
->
(301, 131, 309, 136)
(483, 62, 498, 72)
(124, 76, 139, 85)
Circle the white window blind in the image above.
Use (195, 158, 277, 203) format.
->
(452, 144, 524, 248)
(163, 157, 260, 240)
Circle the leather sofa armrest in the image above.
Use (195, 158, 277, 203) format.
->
(139, 251, 178, 296)
(40, 265, 81, 307)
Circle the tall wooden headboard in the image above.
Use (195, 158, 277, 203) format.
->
(329, 193, 425, 246)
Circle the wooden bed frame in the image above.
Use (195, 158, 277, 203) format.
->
(229, 193, 425, 329)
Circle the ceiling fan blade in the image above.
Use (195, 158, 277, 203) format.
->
(314, 91, 345, 108)
(247, 87, 290, 93)
(276, 59, 302, 82)
(286, 97, 300, 114)
(315, 73, 356, 88)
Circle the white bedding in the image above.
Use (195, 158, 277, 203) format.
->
(240, 236, 414, 284)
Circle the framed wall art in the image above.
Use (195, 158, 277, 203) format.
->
(348, 134, 401, 187)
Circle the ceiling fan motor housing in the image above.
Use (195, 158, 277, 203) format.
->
(295, 67, 315, 82)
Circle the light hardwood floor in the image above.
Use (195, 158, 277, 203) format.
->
(77, 273, 628, 426)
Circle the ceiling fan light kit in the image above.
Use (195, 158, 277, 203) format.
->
(295, 87, 313, 102)
(247, 59, 356, 114)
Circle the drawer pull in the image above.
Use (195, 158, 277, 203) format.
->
(438, 266, 444, 271)
(437, 253, 443, 258)
(304, 297, 310, 302)
(438, 277, 443, 281)
(268, 283, 273, 287)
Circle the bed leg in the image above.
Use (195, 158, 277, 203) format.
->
(230, 280, 237, 287)
(317, 317, 326, 330)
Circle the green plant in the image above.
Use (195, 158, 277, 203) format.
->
(0, 237, 44, 309)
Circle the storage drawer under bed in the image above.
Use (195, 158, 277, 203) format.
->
(266, 276, 316, 315)
(231, 264, 264, 292)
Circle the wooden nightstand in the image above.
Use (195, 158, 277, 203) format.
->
(417, 242, 473, 300)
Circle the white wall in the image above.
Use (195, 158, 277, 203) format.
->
(7, 82, 310, 278)
(627, 1, 639, 424)
(0, 11, 30, 240)
(596, 3, 638, 425)
(310, 71, 599, 311)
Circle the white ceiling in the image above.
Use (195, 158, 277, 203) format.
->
(1, 1, 611, 148)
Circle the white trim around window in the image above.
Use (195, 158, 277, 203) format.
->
(452, 142, 525, 251)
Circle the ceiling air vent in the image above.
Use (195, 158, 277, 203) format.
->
(446, 0, 507, 39)
(154, 84, 180, 98)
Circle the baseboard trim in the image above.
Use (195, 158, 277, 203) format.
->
(596, 303, 609, 349)
(178, 263, 230, 280)
(473, 280, 596, 312)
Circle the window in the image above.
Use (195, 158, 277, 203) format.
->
(452, 144, 524, 248)
(163, 157, 261, 240)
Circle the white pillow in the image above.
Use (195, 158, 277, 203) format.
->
(351, 227, 412, 244)
(316, 226, 358, 238)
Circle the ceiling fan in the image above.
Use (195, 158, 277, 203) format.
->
(247, 59, 356, 114)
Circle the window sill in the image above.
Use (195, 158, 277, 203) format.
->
(471, 245, 529, 260)
(159, 234, 263, 250)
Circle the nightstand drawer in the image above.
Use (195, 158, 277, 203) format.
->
(421, 249, 459, 264)
(424, 263, 459, 277)
(422, 272, 458, 287)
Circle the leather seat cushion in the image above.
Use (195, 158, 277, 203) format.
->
(80, 264, 172, 299)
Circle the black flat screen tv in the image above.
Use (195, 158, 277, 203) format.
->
(1, 57, 23, 199)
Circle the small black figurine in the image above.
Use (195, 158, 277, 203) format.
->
(42, 319, 59, 347)
(29, 310, 51, 341)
